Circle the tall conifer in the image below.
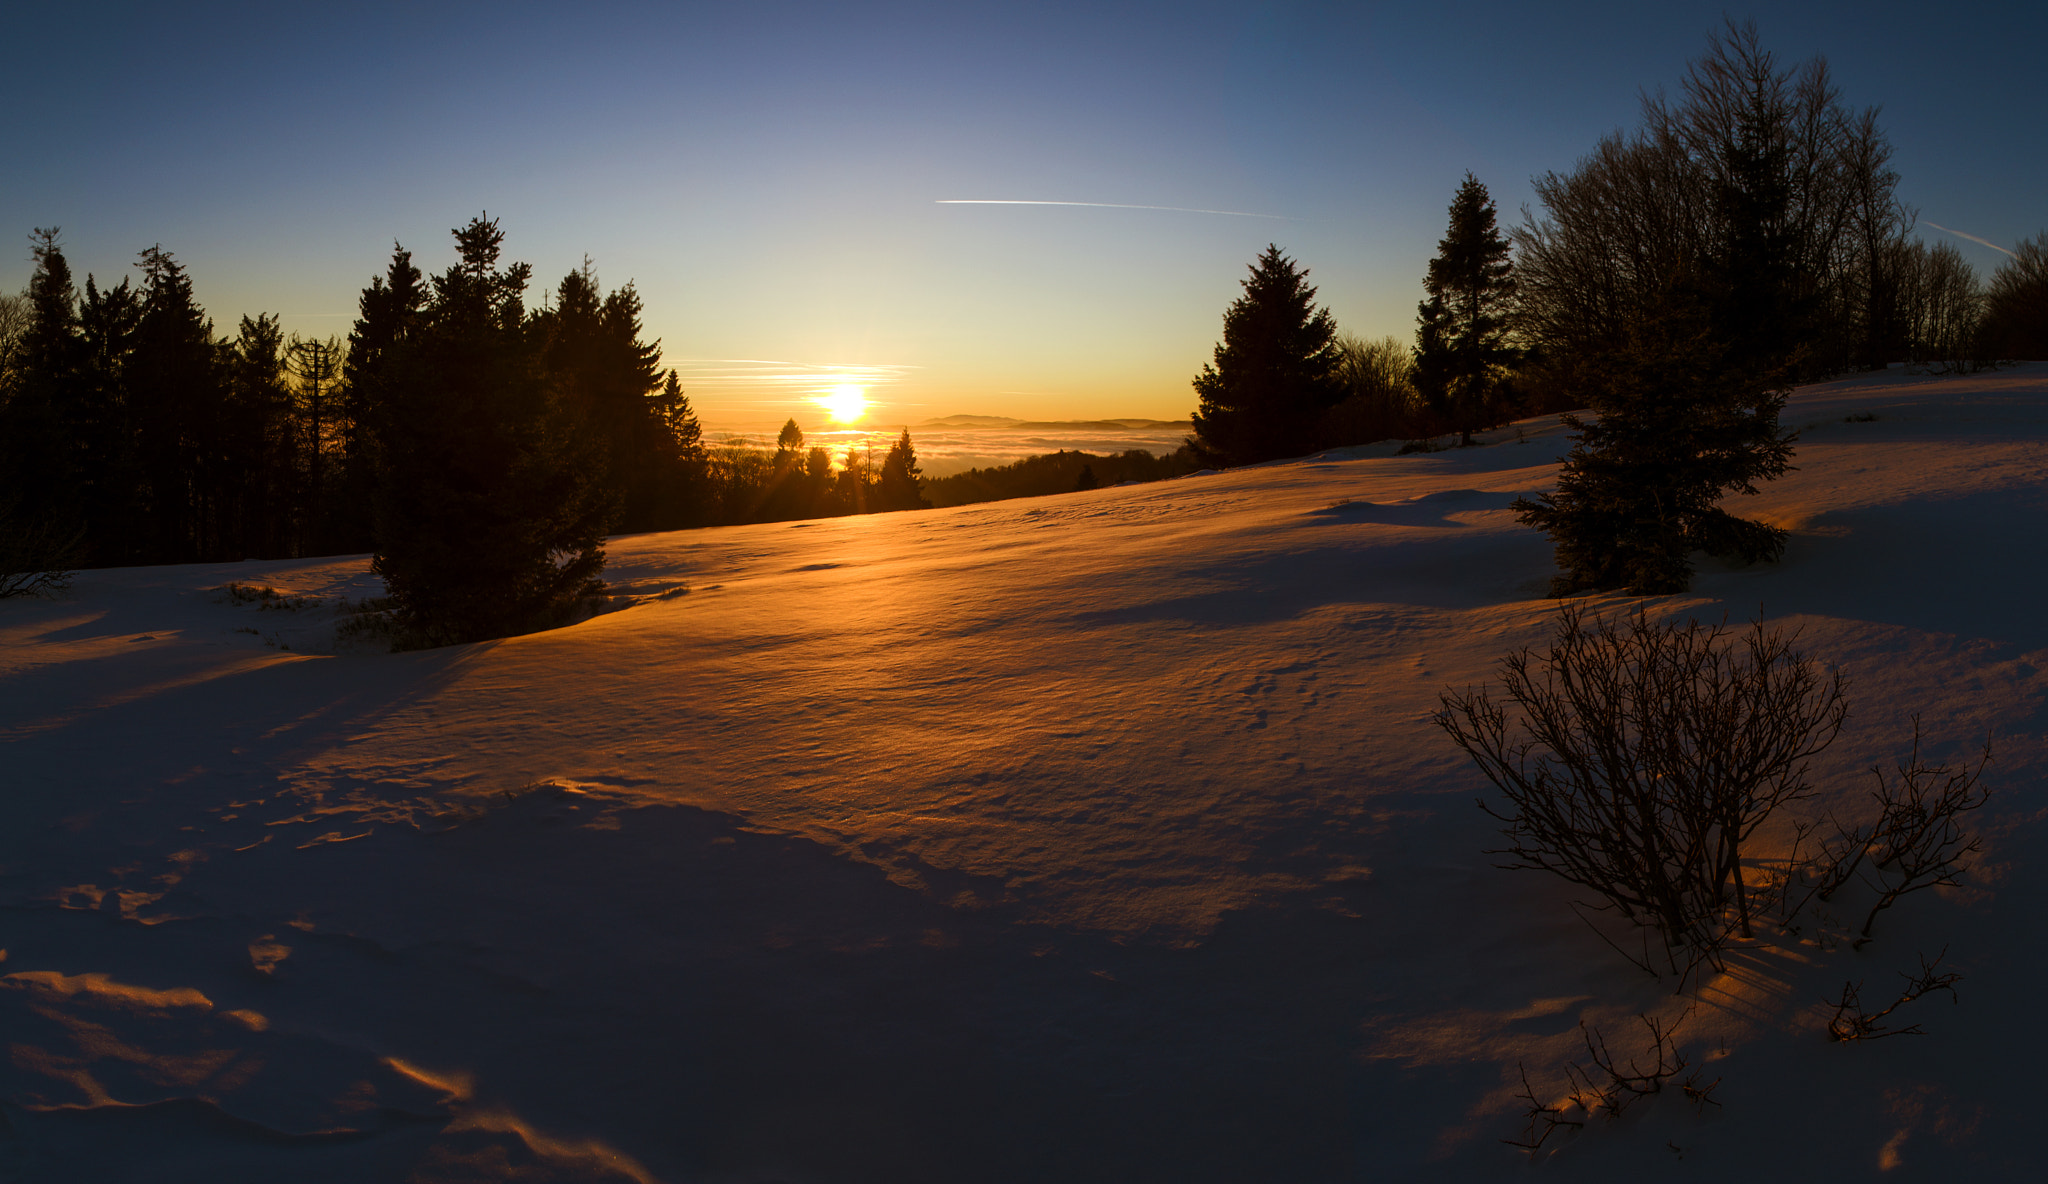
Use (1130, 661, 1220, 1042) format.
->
(1413, 175, 1519, 445)
(877, 429, 928, 511)
(1, 232, 84, 535)
(1188, 245, 1341, 466)
(340, 244, 426, 553)
(77, 275, 141, 562)
(371, 216, 611, 647)
(131, 246, 228, 562)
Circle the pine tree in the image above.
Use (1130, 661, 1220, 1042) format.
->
(0, 230, 87, 568)
(1413, 174, 1519, 445)
(1189, 245, 1341, 466)
(533, 262, 673, 531)
(371, 216, 613, 647)
(77, 274, 142, 562)
(1513, 26, 1806, 595)
(340, 244, 426, 553)
(877, 429, 928, 511)
(775, 418, 804, 459)
(649, 369, 706, 526)
(223, 313, 297, 557)
(287, 334, 345, 550)
(1515, 285, 1794, 595)
(130, 245, 229, 562)
(834, 443, 872, 514)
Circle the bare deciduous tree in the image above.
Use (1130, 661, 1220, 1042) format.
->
(0, 290, 29, 390)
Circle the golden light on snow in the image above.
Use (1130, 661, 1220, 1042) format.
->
(818, 383, 869, 423)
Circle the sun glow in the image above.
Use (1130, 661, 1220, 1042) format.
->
(818, 383, 869, 423)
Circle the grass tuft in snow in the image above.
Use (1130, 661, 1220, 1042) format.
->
(218, 582, 319, 611)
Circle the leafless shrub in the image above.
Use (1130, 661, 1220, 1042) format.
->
(1503, 1061, 1584, 1151)
(1434, 605, 1847, 976)
(0, 499, 83, 599)
(1813, 721, 1992, 946)
(1505, 1010, 1713, 1153)
(1826, 948, 1962, 1040)
(1565, 1012, 1692, 1119)
(219, 582, 318, 611)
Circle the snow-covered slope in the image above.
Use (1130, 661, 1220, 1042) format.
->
(3, 366, 2045, 1181)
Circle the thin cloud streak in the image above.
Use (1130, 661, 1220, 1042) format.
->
(937, 199, 1291, 221)
(1924, 221, 2016, 258)
(667, 358, 919, 391)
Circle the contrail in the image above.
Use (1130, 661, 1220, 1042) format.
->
(1924, 221, 2016, 258)
(937, 199, 1291, 221)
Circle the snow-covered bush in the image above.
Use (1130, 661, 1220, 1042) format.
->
(1434, 606, 1847, 975)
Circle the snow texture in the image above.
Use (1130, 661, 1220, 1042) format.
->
(3, 366, 2045, 1181)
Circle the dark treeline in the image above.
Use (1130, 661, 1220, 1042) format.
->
(0, 217, 935, 640)
(925, 447, 1199, 508)
(1190, 21, 2048, 597)
(0, 221, 934, 559)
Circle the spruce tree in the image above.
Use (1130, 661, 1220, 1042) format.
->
(340, 244, 426, 553)
(1513, 26, 1808, 595)
(1515, 285, 1794, 595)
(371, 216, 612, 647)
(775, 418, 804, 459)
(77, 275, 142, 562)
(130, 245, 228, 563)
(649, 369, 706, 526)
(1413, 174, 1519, 445)
(877, 429, 928, 511)
(4, 234, 83, 497)
(225, 313, 297, 557)
(0, 230, 87, 569)
(533, 262, 673, 531)
(287, 334, 345, 550)
(1189, 245, 1341, 466)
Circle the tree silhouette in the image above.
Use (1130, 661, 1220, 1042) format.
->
(1413, 175, 1518, 446)
(0, 231, 85, 558)
(287, 334, 344, 549)
(131, 245, 230, 562)
(371, 215, 612, 647)
(1981, 232, 2048, 360)
(533, 261, 676, 532)
(225, 312, 295, 557)
(877, 429, 928, 511)
(1512, 24, 1813, 594)
(1189, 245, 1341, 466)
(341, 243, 426, 553)
(76, 273, 142, 562)
(649, 369, 706, 525)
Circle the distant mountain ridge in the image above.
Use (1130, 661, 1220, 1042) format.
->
(918, 415, 1191, 431)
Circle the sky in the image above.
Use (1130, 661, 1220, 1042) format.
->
(5, 0, 2044, 431)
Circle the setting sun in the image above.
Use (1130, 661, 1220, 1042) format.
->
(818, 383, 869, 423)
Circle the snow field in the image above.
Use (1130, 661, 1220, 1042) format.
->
(2, 366, 2045, 1180)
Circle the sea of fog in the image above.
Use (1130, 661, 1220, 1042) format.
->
(701, 419, 1192, 477)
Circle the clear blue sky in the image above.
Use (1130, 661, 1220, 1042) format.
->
(6, 1, 2042, 428)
